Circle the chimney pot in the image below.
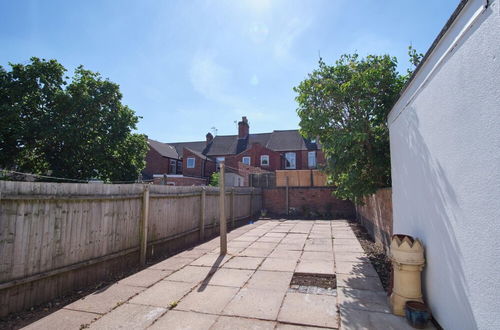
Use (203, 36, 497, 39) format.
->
(206, 132, 214, 145)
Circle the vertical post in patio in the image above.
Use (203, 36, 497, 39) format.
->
(200, 187, 206, 241)
(140, 184, 150, 266)
(230, 187, 235, 229)
(285, 176, 289, 215)
(219, 162, 227, 255)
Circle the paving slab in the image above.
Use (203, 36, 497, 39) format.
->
(88, 303, 165, 329)
(248, 241, 278, 250)
(276, 324, 329, 330)
(295, 259, 335, 275)
(246, 270, 293, 292)
(274, 243, 304, 251)
(118, 269, 172, 288)
(23, 309, 99, 330)
(334, 243, 364, 253)
(148, 310, 218, 330)
(334, 252, 369, 263)
(301, 251, 335, 260)
(259, 257, 298, 272)
(176, 285, 239, 314)
(268, 249, 302, 259)
(190, 253, 232, 267)
(257, 236, 283, 243)
(223, 287, 286, 320)
(149, 257, 195, 271)
(335, 261, 378, 277)
(211, 316, 276, 329)
(204, 268, 254, 287)
(336, 274, 385, 292)
(278, 292, 338, 328)
(174, 248, 210, 259)
(337, 287, 391, 314)
(65, 283, 143, 314)
(166, 265, 215, 283)
(129, 280, 195, 308)
(340, 308, 415, 330)
(239, 247, 273, 257)
(223, 256, 264, 269)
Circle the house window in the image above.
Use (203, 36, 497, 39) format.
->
(260, 155, 269, 166)
(170, 159, 177, 173)
(177, 160, 182, 173)
(242, 156, 251, 165)
(216, 157, 225, 169)
(285, 152, 296, 169)
(308, 151, 316, 168)
(187, 157, 195, 168)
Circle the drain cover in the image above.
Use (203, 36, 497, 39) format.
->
(289, 273, 337, 296)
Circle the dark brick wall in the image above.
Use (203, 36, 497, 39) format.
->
(143, 147, 173, 178)
(152, 176, 207, 186)
(262, 187, 355, 218)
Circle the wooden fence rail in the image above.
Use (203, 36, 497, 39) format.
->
(0, 181, 261, 317)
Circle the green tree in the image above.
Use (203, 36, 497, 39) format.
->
(0, 57, 148, 182)
(209, 172, 220, 186)
(294, 54, 406, 202)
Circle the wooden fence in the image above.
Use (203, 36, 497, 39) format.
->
(0, 181, 261, 317)
(275, 170, 328, 187)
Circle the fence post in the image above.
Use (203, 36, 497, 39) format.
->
(140, 184, 150, 266)
(249, 188, 253, 218)
(231, 188, 235, 229)
(200, 187, 206, 241)
(285, 176, 289, 215)
(219, 163, 227, 255)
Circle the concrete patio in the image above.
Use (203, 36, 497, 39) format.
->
(24, 219, 422, 329)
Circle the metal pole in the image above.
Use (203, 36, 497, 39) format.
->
(219, 162, 227, 255)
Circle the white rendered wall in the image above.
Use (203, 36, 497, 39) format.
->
(388, 0, 500, 329)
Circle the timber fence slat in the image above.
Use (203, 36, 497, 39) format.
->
(0, 181, 261, 317)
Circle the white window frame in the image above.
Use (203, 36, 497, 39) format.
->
(284, 152, 296, 169)
(308, 151, 316, 168)
(186, 157, 195, 168)
(260, 155, 269, 166)
(242, 156, 251, 165)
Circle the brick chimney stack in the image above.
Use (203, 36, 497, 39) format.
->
(206, 132, 213, 145)
(238, 116, 249, 139)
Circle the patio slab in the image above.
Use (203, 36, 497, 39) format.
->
(278, 292, 339, 328)
(88, 303, 165, 329)
(28, 219, 410, 329)
(65, 283, 143, 314)
(149, 310, 217, 330)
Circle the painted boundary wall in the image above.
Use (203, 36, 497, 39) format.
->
(0, 181, 261, 317)
(388, 1, 500, 328)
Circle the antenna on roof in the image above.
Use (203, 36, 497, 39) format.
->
(211, 127, 218, 136)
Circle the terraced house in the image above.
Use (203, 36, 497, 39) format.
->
(143, 117, 325, 186)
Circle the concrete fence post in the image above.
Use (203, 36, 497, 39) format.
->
(230, 188, 235, 228)
(219, 163, 227, 255)
(285, 176, 289, 215)
(140, 184, 150, 266)
(200, 187, 206, 240)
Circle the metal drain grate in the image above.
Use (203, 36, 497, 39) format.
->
(289, 273, 337, 296)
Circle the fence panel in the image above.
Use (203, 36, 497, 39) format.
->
(0, 181, 261, 317)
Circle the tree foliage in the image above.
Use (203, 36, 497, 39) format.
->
(209, 172, 220, 187)
(0, 57, 148, 182)
(294, 53, 407, 202)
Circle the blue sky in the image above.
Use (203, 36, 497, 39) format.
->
(1, 0, 459, 142)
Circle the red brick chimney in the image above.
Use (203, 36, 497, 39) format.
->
(238, 116, 249, 139)
(206, 132, 213, 145)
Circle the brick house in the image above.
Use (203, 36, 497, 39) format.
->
(144, 116, 324, 185)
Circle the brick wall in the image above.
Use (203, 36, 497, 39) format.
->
(236, 162, 270, 186)
(262, 187, 355, 218)
(182, 148, 215, 179)
(355, 188, 393, 250)
(143, 148, 172, 178)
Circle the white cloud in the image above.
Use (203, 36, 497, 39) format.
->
(189, 51, 272, 121)
(273, 17, 311, 63)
